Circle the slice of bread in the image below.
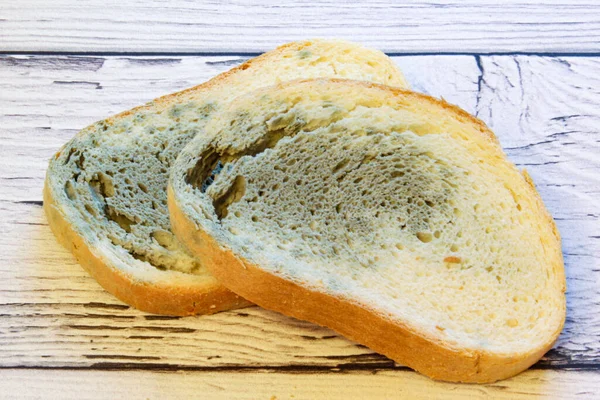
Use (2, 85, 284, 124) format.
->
(44, 40, 408, 315)
(168, 79, 566, 382)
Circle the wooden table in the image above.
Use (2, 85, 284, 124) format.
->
(1, 1, 599, 398)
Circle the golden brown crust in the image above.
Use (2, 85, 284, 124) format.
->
(521, 168, 567, 305)
(320, 78, 501, 146)
(167, 80, 565, 382)
(44, 179, 252, 316)
(42, 46, 271, 316)
(169, 187, 559, 382)
(73, 44, 284, 138)
(99, 41, 406, 132)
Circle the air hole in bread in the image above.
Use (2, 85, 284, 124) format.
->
(151, 230, 178, 251)
(84, 204, 96, 216)
(186, 111, 307, 198)
(213, 175, 247, 220)
(185, 147, 223, 190)
(138, 183, 148, 193)
(64, 147, 78, 165)
(202, 160, 224, 192)
(444, 256, 462, 264)
(106, 206, 137, 233)
(506, 318, 519, 327)
(129, 251, 165, 270)
(416, 232, 433, 243)
(64, 180, 77, 200)
(332, 158, 350, 174)
(89, 172, 115, 198)
(74, 153, 85, 169)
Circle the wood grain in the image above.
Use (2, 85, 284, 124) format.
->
(475, 56, 600, 367)
(2, 1, 600, 54)
(1, 369, 599, 400)
(0, 54, 599, 397)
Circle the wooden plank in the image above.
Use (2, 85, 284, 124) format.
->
(1, 1, 600, 54)
(0, 369, 598, 399)
(475, 56, 600, 366)
(0, 54, 598, 375)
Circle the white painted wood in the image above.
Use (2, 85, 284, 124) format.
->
(0, 369, 598, 399)
(2, 0, 600, 54)
(0, 54, 599, 394)
(475, 56, 600, 362)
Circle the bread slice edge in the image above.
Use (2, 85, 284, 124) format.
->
(167, 80, 565, 381)
(44, 156, 252, 316)
(168, 184, 560, 382)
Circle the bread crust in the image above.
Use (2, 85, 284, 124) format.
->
(44, 41, 406, 316)
(169, 187, 560, 382)
(85, 41, 407, 133)
(42, 48, 271, 316)
(167, 80, 565, 381)
(44, 182, 252, 315)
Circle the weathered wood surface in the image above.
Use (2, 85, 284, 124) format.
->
(2, 1, 600, 54)
(1, 54, 599, 397)
(476, 56, 600, 368)
(0, 369, 598, 400)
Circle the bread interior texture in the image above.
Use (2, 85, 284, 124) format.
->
(174, 80, 565, 355)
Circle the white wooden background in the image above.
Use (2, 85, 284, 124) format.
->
(1, 1, 600, 399)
